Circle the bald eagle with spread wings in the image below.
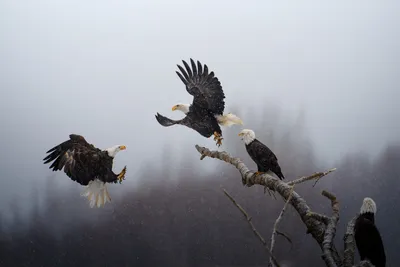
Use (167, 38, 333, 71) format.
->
(43, 134, 127, 208)
(155, 58, 243, 147)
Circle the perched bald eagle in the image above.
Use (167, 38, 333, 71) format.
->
(43, 134, 127, 208)
(238, 129, 285, 180)
(354, 197, 386, 267)
(155, 58, 243, 147)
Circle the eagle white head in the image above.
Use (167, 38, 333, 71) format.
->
(238, 129, 256, 145)
(172, 103, 190, 114)
(105, 145, 126, 158)
(360, 197, 377, 214)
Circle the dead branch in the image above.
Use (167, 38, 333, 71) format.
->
(269, 185, 295, 267)
(321, 190, 340, 267)
(287, 168, 337, 186)
(275, 231, 293, 247)
(222, 189, 280, 267)
(195, 145, 342, 266)
(306, 212, 330, 224)
(343, 216, 357, 267)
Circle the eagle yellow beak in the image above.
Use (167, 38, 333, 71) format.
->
(172, 105, 178, 111)
(238, 133, 244, 137)
(119, 145, 126, 150)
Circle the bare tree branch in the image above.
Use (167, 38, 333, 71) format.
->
(275, 230, 293, 247)
(222, 189, 281, 267)
(269, 185, 295, 267)
(287, 168, 337, 186)
(306, 212, 330, 224)
(321, 190, 340, 267)
(195, 145, 343, 266)
(343, 216, 357, 267)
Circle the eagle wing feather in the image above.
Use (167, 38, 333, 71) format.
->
(176, 58, 225, 115)
(43, 134, 118, 185)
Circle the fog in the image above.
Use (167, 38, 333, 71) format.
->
(0, 1, 399, 266)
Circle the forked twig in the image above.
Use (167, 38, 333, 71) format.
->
(222, 189, 280, 267)
(287, 168, 336, 186)
(269, 185, 295, 267)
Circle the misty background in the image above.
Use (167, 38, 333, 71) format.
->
(0, 1, 399, 266)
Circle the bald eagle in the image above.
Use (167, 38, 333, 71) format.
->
(43, 134, 127, 208)
(238, 129, 285, 180)
(155, 58, 243, 147)
(354, 197, 386, 267)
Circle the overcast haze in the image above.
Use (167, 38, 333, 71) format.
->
(1, 1, 400, 215)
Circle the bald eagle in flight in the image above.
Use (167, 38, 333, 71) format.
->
(354, 197, 386, 267)
(238, 129, 285, 180)
(43, 134, 127, 208)
(155, 58, 243, 147)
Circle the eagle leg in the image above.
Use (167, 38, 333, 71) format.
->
(216, 137, 223, 147)
(116, 166, 127, 184)
(254, 171, 265, 176)
(213, 131, 223, 147)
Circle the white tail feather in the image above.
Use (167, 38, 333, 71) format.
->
(215, 113, 243, 127)
(80, 179, 111, 208)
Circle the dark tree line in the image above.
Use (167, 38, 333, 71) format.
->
(1, 109, 399, 266)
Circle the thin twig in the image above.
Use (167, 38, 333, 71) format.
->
(343, 216, 357, 267)
(222, 189, 280, 267)
(276, 231, 293, 248)
(269, 185, 295, 267)
(287, 168, 337, 186)
(321, 190, 340, 267)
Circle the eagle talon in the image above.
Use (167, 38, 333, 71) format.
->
(254, 171, 264, 176)
(213, 132, 223, 147)
(213, 131, 221, 141)
(216, 137, 223, 147)
(116, 167, 127, 184)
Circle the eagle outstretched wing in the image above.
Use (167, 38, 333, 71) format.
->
(155, 110, 220, 138)
(155, 112, 182, 127)
(176, 58, 225, 115)
(43, 134, 115, 185)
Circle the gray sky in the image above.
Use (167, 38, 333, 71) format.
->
(0, 1, 399, 213)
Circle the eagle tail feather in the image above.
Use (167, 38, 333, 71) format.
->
(215, 113, 243, 127)
(80, 179, 111, 208)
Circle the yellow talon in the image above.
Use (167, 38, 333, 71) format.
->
(254, 171, 264, 176)
(216, 137, 223, 147)
(117, 166, 127, 183)
(213, 131, 223, 147)
(213, 131, 220, 141)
